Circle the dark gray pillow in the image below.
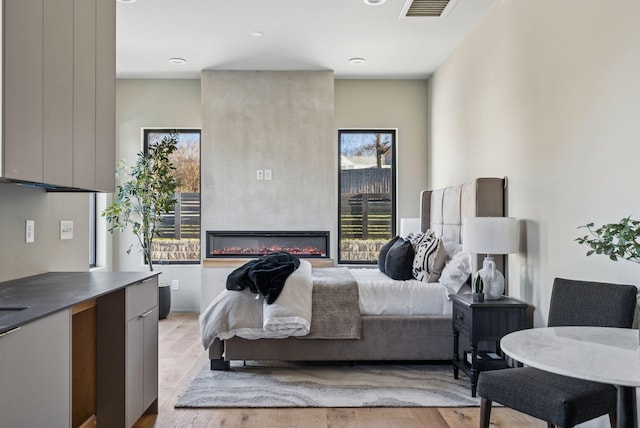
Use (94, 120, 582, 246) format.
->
(378, 235, 400, 273)
(384, 238, 415, 280)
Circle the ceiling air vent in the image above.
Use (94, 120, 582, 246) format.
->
(401, 0, 456, 18)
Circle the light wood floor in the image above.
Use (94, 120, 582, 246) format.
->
(134, 312, 543, 428)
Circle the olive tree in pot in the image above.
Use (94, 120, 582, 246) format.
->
(103, 132, 178, 318)
(576, 216, 640, 342)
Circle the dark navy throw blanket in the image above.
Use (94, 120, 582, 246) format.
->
(226, 251, 301, 304)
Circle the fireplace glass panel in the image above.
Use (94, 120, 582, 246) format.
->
(206, 231, 329, 258)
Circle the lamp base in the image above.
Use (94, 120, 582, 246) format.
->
(477, 257, 505, 300)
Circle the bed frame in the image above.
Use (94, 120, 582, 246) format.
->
(207, 177, 506, 369)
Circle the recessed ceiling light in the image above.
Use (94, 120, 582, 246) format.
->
(348, 57, 366, 64)
(168, 58, 186, 65)
(250, 31, 264, 37)
(364, 0, 386, 5)
(117, 0, 137, 3)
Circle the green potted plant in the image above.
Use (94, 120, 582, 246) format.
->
(103, 132, 179, 271)
(576, 216, 640, 343)
(576, 216, 640, 264)
(472, 275, 484, 303)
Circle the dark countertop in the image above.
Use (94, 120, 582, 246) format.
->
(0, 271, 158, 334)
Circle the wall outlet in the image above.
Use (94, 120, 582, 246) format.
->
(171, 280, 180, 291)
(264, 169, 272, 181)
(60, 220, 74, 240)
(25, 220, 35, 243)
(256, 169, 264, 180)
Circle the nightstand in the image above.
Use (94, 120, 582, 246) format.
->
(450, 293, 527, 397)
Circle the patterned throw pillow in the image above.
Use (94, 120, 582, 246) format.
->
(412, 232, 448, 282)
(406, 230, 433, 248)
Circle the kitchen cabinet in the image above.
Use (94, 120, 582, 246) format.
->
(0, 310, 71, 428)
(126, 277, 159, 427)
(97, 276, 159, 428)
(0, 272, 159, 427)
(2, 0, 44, 183)
(94, 0, 117, 192)
(1, 0, 115, 191)
(43, 0, 74, 187)
(72, 300, 98, 428)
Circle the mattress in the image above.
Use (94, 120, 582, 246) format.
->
(349, 268, 452, 316)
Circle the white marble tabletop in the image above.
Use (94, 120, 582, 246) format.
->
(501, 326, 640, 388)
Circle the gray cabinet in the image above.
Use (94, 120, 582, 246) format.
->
(0, 310, 71, 428)
(0, 0, 115, 191)
(2, 0, 44, 183)
(126, 277, 159, 427)
(94, 0, 116, 192)
(43, 0, 74, 187)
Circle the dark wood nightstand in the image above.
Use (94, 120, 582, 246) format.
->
(450, 293, 528, 397)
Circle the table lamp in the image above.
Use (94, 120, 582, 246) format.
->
(462, 217, 518, 300)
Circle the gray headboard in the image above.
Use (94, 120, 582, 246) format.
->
(419, 177, 506, 275)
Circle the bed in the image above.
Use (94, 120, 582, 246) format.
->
(201, 177, 506, 369)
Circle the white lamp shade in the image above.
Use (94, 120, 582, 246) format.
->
(462, 217, 518, 255)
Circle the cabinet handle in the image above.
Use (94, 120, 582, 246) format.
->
(0, 327, 21, 338)
(140, 278, 154, 284)
(139, 309, 154, 318)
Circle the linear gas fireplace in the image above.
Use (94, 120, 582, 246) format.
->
(206, 231, 330, 258)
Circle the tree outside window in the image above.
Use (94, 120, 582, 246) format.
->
(144, 129, 201, 264)
(338, 130, 396, 264)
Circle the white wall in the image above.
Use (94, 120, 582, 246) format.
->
(335, 79, 429, 222)
(0, 183, 91, 282)
(429, 3, 640, 425)
(115, 79, 202, 311)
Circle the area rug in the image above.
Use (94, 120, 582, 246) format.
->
(175, 361, 480, 408)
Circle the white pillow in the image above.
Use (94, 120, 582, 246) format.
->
(438, 251, 472, 295)
(441, 237, 462, 259)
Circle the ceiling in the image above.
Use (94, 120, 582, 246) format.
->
(116, 0, 496, 80)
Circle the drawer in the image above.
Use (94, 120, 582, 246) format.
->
(453, 304, 471, 334)
(126, 276, 158, 321)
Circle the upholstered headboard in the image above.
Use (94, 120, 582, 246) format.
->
(419, 177, 506, 274)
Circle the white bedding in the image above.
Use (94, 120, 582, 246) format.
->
(199, 260, 313, 348)
(349, 268, 452, 316)
(200, 263, 453, 349)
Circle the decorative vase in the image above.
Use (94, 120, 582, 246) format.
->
(477, 257, 505, 300)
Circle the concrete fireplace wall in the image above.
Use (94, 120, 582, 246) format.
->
(201, 71, 336, 264)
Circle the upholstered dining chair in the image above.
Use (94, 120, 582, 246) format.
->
(477, 278, 638, 428)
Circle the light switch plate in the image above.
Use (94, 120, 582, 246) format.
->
(256, 169, 264, 180)
(264, 169, 272, 181)
(60, 220, 74, 240)
(25, 220, 35, 243)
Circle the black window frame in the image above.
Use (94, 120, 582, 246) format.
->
(143, 128, 202, 265)
(338, 129, 397, 265)
(89, 192, 97, 268)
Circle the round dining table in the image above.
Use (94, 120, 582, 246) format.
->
(501, 326, 639, 428)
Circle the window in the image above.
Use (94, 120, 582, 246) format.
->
(144, 129, 201, 264)
(338, 130, 396, 264)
